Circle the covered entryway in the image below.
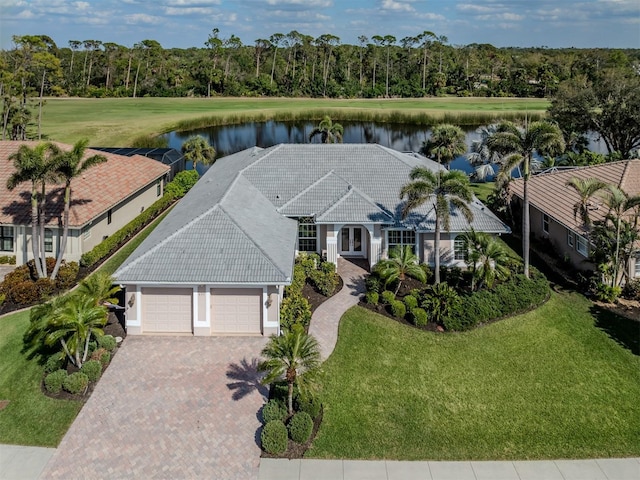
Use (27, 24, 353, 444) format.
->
(339, 225, 366, 257)
(211, 288, 262, 334)
(141, 287, 193, 333)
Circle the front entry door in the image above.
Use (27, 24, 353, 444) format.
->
(340, 226, 364, 256)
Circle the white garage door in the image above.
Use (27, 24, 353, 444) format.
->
(211, 288, 262, 334)
(141, 287, 193, 333)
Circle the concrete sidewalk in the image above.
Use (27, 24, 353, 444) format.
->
(259, 458, 640, 480)
(0, 444, 55, 480)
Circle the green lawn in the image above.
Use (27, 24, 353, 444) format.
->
(307, 292, 640, 460)
(39, 97, 549, 146)
(470, 181, 495, 203)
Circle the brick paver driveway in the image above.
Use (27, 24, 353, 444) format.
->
(41, 336, 268, 480)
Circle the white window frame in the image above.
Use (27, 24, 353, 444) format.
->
(453, 236, 466, 261)
(542, 214, 550, 234)
(82, 226, 91, 240)
(635, 256, 640, 278)
(567, 231, 574, 248)
(576, 235, 588, 257)
(387, 229, 416, 254)
(44, 228, 54, 253)
(297, 217, 317, 252)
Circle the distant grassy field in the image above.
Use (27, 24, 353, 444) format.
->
(39, 97, 549, 146)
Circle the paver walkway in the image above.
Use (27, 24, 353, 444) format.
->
(40, 336, 268, 480)
(309, 257, 367, 361)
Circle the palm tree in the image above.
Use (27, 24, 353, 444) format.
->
(400, 168, 474, 284)
(45, 294, 108, 368)
(181, 135, 216, 170)
(460, 229, 510, 291)
(308, 116, 344, 144)
(488, 120, 565, 278)
(77, 271, 121, 306)
(375, 245, 426, 294)
(50, 139, 106, 279)
(565, 177, 610, 229)
(420, 124, 467, 168)
(468, 123, 501, 181)
(7, 142, 60, 278)
(259, 327, 322, 415)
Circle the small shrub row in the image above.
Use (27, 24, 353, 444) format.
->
(261, 420, 288, 454)
(63, 372, 89, 395)
(0, 255, 16, 265)
(90, 348, 111, 368)
(98, 334, 117, 352)
(80, 360, 102, 382)
(381, 290, 396, 305)
(308, 264, 338, 296)
(389, 300, 406, 319)
(280, 294, 312, 331)
(0, 260, 79, 306)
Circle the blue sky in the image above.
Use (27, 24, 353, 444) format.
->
(1, 0, 638, 50)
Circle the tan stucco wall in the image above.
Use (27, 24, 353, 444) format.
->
(420, 232, 458, 266)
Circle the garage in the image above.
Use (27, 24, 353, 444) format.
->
(141, 287, 193, 333)
(211, 288, 262, 334)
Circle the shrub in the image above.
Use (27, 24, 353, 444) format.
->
(288, 412, 313, 443)
(0, 293, 4, 307)
(448, 266, 464, 287)
(98, 334, 117, 352)
(297, 253, 319, 277)
(262, 399, 288, 423)
(285, 264, 307, 297)
(381, 290, 395, 305)
(0, 255, 16, 265)
(622, 279, 640, 300)
(309, 269, 338, 296)
(365, 274, 382, 294)
(35, 278, 54, 297)
(594, 283, 622, 303)
(410, 307, 428, 327)
(420, 264, 432, 282)
(44, 355, 64, 374)
(63, 372, 89, 395)
(7, 281, 39, 305)
(365, 291, 379, 305)
(403, 294, 418, 310)
(55, 261, 79, 290)
(294, 395, 322, 420)
(1, 265, 30, 296)
(80, 359, 102, 382)
(44, 369, 67, 394)
(91, 347, 111, 368)
(422, 282, 461, 326)
(320, 261, 335, 275)
(27, 257, 56, 279)
(164, 170, 200, 198)
(280, 294, 312, 331)
(389, 300, 406, 319)
(261, 420, 288, 454)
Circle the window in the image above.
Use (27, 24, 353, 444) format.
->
(82, 226, 91, 240)
(635, 256, 640, 278)
(576, 235, 588, 256)
(387, 230, 416, 253)
(156, 179, 162, 197)
(567, 231, 574, 248)
(542, 214, 550, 234)
(0, 226, 14, 252)
(454, 237, 466, 261)
(107, 209, 112, 225)
(298, 217, 317, 252)
(44, 229, 53, 253)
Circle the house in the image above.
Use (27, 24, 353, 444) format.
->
(0, 141, 170, 266)
(509, 159, 640, 278)
(115, 144, 509, 336)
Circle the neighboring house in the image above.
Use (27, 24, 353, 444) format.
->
(509, 159, 640, 278)
(116, 144, 508, 337)
(91, 147, 185, 181)
(0, 141, 170, 266)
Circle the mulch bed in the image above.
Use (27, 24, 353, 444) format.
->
(302, 276, 343, 313)
(260, 408, 324, 459)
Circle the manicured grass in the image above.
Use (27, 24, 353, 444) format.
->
(0, 310, 82, 447)
(470, 181, 495, 203)
(307, 292, 640, 460)
(40, 97, 549, 146)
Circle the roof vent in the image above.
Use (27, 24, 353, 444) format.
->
(347, 184, 353, 191)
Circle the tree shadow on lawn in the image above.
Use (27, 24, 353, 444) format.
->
(590, 304, 640, 356)
(225, 358, 269, 401)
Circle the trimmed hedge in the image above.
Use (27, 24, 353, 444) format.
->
(288, 412, 313, 443)
(0, 255, 16, 264)
(44, 355, 65, 374)
(261, 420, 288, 454)
(80, 360, 102, 382)
(389, 300, 406, 319)
(280, 294, 312, 331)
(294, 395, 322, 420)
(410, 307, 428, 327)
(63, 372, 89, 395)
(381, 291, 395, 305)
(365, 291, 379, 305)
(98, 334, 117, 352)
(403, 294, 418, 310)
(44, 369, 67, 394)
(91, 348, 111, 368)
(262, 399, 288, 423)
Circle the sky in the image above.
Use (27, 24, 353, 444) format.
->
(1, 0, 639, 50)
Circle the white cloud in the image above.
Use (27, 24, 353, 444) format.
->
(124, 13, 163, 24)
(380, 0, 414, 12)
(163, 6, 217, 15)
(265, 0, 332, 6)
(416, 12, 446, 20)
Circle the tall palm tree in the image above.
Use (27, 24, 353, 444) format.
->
(468, 123, 501, 181)
(308, 116, 344, 144)
(259, 327, 322, 415)
(77, 271, 121, 305)
(375, 245, 426, 294)
(45, 294, 108, 368)
(565, 177, 610, 229)
(460, 229, 510, 291)
(181, 135, 216, 170)
(488, 120, 565, 278)
(50, 139, 106, 279)
(420, 124, 467, 168)
(7, 142, 60, 278)
(400, 168, 474, 284)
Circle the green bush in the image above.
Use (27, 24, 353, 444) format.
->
(280, 294, 312, 331)
(403, 294, 418, 310)
(296, 253, 319, 277)
(261, 420, 288, 454)
(285, 264, 307, 297)
(62, 372, 89, 395)
(365, 274, 382, 294)
(410, 307, 428, 327)
(0, 255, 16, 265)
(35, 278, 54, 297)
(294, 394, 322, 420)
(44, 369, 67, 394)
(420, 264, 432, 282)
(164, 170, 200, 198)
(262, 399, 288, 423)
(44, 355, 64, 374)
(7, 281, 40, 305)
(91, 347, 111, 368)
(80, 359, 102, 382)
(309, 269, 338, 296)
(98, 334, 117, 352)
(365, 291, 379, 305)
(622, 279, 640, 300)
(320, 261, 335, 275)
(288, 412, 313, 444)
(55, 261, 79, 290)
(0, 293, 5, 307)
(594, 283, 622, 303)
(381, 290, 396, 304)
(389, 300, 406, 319)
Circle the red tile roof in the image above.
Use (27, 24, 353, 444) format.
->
(509, 159, 640, 234)
(0, 141, 170, 227)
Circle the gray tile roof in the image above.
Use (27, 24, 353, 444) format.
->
(115, 144, 508, 284)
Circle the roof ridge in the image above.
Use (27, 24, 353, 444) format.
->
(316, 187, 354, 219)
(618, 160, 632, 192)
(115, 203, 222, 277)
(219, 204, 291, 281)
(237, 144, 279, 175)
(277, 169, 339, 212)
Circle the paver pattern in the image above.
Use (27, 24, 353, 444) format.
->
(308, 257, 367, 361)
(41, 335, 268, 480)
